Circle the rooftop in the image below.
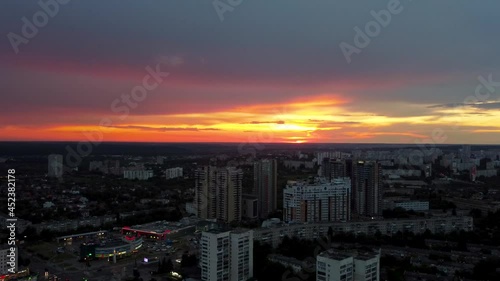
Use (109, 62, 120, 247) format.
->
(319, 250, 352, 261)
(204, 228, 231, 235)
(319, 248, 379, 261)
(123, 220, 182, 234)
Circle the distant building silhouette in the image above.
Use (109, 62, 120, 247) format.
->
(165, 167, 183, 179)
(195, 166, 243, 223)
(320, 158, 348, 181)
(48, 154, 63, 178)
(352, 160, 382, 217)
(253, 159, 277, 218)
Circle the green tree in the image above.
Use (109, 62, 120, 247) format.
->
(165, 258, 173, 273)
(327, 226, 334, 239)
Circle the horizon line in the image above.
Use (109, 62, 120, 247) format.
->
(0, 141, 497, 146)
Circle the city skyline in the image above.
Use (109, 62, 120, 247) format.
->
(1, 1, 500, 144)
(2, 1, 500, 280)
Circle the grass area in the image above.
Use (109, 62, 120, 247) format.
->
(27, 242, 56, 260)
(114, 254, 139, 264)
(53, 252, 75, 263)
(28, 242, 53, 252)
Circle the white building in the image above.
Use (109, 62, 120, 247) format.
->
(200, 229, 253, 281)
(185, 202, 198, 215)
(166, 167, 183, 179)
(48, 154, 63, 178)
(353, 253, 380, 281)
(284, 178, 351, 223)
(43, 201, 55, 209)
(317, 252, 353, 281)
(123, 169, 153, 180)
(317, 249, 380, 281)
(230, 230, 253, 281)
(201, 232, 230, 281)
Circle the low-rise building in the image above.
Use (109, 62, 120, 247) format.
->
(166, 167, 183, 179)
(254, 216, 473, 247)
(268, 254, 310, 273)
(123, 169, 153, 180)
(382, 169, 422, 178)
(283, 160, 315, 169)
(387, 200, 430, 212)
(317, 249, 380, 281)
(476, 169, 497, 178)
(444, 197, 500, 214)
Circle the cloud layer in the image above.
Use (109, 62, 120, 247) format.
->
(1, 0, 500, 143)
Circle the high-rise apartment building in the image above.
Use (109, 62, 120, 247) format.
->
(253, 159, 277, 218)
(48, 154, 63, 178)
(320, 158, 332, 180)
(200, 229, 253, 281)
(283, 177, 351, 223)
(317, 252, 353, 281)
(230, 230, 253, 281)
(195, 166, 217, 220)
(321, 158, 347, 181)
(216, 167, 243, 223)
(352, 161, 382, 217)
(462, 145, 471, 161)
(195, 166, 243, 223)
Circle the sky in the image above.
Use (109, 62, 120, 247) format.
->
(1, 0, 500, 144)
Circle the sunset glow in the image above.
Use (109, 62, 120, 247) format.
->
(1, 1, 500, 144)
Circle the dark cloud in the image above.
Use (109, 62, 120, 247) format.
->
(111, 125, 221, 132)
(471, 102, 500, 110)
(245, 121, 285, 125)
(428, 103, 464, 109)
(307, 119, 360, 124)
(429, 102, 500, 110)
